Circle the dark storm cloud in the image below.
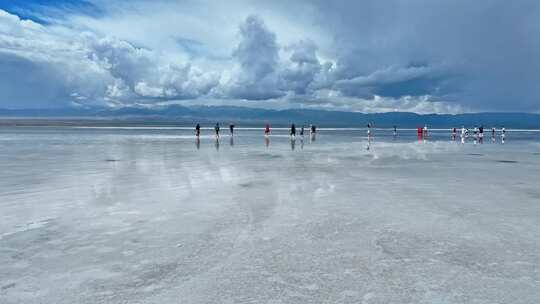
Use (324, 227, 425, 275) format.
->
(307, 0, 540, 111)
(280, 40, 322, 95)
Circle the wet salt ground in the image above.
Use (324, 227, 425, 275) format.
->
(1, 127, 540, 304)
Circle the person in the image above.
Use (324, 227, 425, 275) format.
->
(264, 124, 270, 136)
(479, 126, 484, 143)
(367, 123, 372, 138)
(501, 127, 506, 143)
(214, 123, 220, 139)
(417, 126, 423, 140)
(310, 124, 317, 134)
(491, 127, 496, 142)
(460, 126, 466, 144)
(423, 125, 428, 138)
(473, 126, 478, 141)
(229, 123, 235, 136)
(195, 123, 201, 137)
(290, 123, 296, 138)
(300, 125, 305, 137)
(393, 126, 397, 137)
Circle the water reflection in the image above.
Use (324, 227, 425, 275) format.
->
(195, 137, 200, 150)
(265, 136, 269, 148)
(229, 136, 234, 147)
(215, 138, 220, 151)
(291, 138, 296, 150)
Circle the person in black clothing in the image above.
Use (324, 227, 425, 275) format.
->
(300, 126, 305, 137)
(195, 123, 200, 137)
(214, 123, 220, 139)
(290, 123, 296, 137)
(479, 126, 484, 143)
(229, 124, 235, 136)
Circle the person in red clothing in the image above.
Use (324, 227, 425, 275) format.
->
(417, 126, 423, 140)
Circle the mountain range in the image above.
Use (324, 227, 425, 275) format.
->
(1, 105, 539, 128)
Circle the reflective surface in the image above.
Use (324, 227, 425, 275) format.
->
(1, 127, 540, 303)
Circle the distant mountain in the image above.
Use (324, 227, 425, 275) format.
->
(1, 105, 539, 128)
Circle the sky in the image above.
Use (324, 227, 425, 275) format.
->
(0, 0, 539, 113)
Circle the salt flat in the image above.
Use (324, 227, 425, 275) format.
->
(1, 127, 539, 303)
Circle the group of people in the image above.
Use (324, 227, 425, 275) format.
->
(195, 123, 235, 139)
(195, 123, 317, 139)
(287, 124, 317, 138)
(451, 126, 507, 144)
(195, 123, 508, 145)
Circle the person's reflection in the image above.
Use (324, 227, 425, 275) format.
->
(300, 138, 304, 150)
(366, 137, 372, 151)
(215, 138, 220, 151)
(265, 136, 270, 148)
(291, 137, 296, 150)
(229, 136, 234, 147)
(310, 133, 316, 143)
(195, 137, 200, 150)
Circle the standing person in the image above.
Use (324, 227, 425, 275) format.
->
(473, 126, 478, 141)
(479, 126, 484, 143)
(417, 126, 423, 141)
(501, 127, 506, 143)
(229, 123, 235, 136)
(195, 123, 201, 137)
(290, 123, 296, 138)
(300, 125, 305, 137)
(460, 126, 466, 144)
(367, 123, 372, 138)
(423, 125, 428, 139)
(452, 127, 457, 141)
(214, 123, 220, 139)
(311, 124, 317, 134)
(264, 124, 270, 136)
(393, 126, 397, 137)
(491, 127, 496, 142)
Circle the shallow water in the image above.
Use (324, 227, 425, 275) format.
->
(1, 127, 540, 303)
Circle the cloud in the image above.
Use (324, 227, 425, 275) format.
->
(222, 15, 284, 100)
(280, 40, 322, 94)
(0, 9, 221, 107)
(1, 0, 540, 113)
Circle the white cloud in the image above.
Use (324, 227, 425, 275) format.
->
(1, 0, 540, 113)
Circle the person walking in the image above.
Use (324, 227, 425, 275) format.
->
(214, 123, 220, 139)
